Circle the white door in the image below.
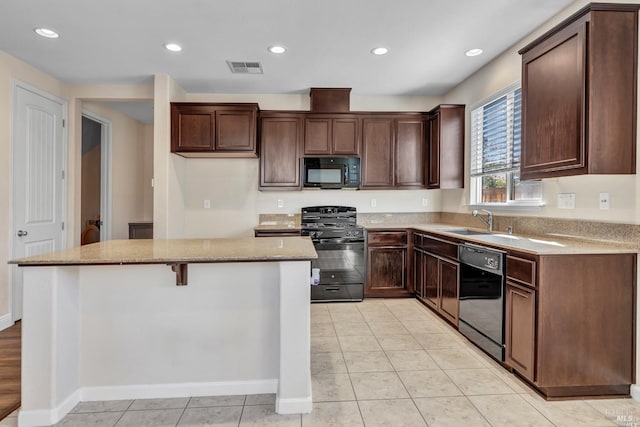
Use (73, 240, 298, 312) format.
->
(12, 84, 66, 320)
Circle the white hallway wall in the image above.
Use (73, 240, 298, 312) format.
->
(82, 101, 154, 239)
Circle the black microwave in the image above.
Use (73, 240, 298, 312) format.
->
(302, 157, 360, 189)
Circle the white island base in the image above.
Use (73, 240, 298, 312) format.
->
(19, 261, 311, 426)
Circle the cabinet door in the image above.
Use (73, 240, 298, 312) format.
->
(505, 281, 536, 382)
(521, 19, 587, 179)
(361, 118, 395, 188)
(427, 112, 440, 188)
(366, 246, 408, 297)
(171, 106, 214, 152)
(259, 115, 302, 189)
(423, 253, 439, 310)
(396, 118, 426, 187)
(332, 118, 360, 155)
(304, 118, 332, 155)
(413, 249, 426, 299)
(215, 110, 256, 152)
(439, 259, 459, 326)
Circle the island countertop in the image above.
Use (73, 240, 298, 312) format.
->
(10, 236, 317, 266)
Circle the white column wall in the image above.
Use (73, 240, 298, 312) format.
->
(19, 261, 311, 426)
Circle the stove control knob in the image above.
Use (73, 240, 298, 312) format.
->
(486, 258, 498, 269)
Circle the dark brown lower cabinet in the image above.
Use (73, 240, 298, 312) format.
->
(505, 281, 536, 383)
(413, 233, 459, 327)
(366, 230, 410, 297)
(439, 258, 460, 326)
(505, 252, 635, 398)
(422, 252, 439, 310)
(366, 246, 408, 297)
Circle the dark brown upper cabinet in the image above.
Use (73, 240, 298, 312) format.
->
(259, 113, 303, 190)
(427, 105, 464, 189)
(171, 103, 258, 157)
(303, 115, 360, 156)
(361, 117, 396, 188)
(519, 4, 639, 180)
(361, 115, 428, 189)
(396, 117, 426, 187)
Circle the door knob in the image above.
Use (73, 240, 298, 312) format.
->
(17, 230, 28, 237)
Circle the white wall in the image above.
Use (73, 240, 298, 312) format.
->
(442, 0, 640, 224)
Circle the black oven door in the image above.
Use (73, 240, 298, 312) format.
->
(310, 240, 365, 301)
(311, 240, 365, 284)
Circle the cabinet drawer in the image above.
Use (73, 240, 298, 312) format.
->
(507, 255, 537, 287)
(367, 231, 407, 246)
(423, 236, 457, 259)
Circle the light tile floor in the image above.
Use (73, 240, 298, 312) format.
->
(6, 299, 640, 426)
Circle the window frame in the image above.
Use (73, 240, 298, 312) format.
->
(469, 82, 544, 209)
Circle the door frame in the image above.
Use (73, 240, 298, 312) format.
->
(81, 110, 113, 242)
(11, 80, 68, 322)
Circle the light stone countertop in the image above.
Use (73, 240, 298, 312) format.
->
(364, 223, 638, 255)
(10, 237, 317, 266)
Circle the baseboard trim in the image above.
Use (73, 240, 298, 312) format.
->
(18, 389, 81, 427)
(276, 396, 312, 414)
(0, 313, 14, 331)
(631, 384, 640, 401)
(80, 379, 278, 401)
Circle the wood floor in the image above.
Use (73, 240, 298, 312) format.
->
(0, 321, 20, 420)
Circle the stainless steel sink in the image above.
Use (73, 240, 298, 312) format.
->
(440, 228, 491, 236)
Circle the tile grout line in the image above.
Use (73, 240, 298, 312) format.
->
(110, 399, 135, 427)
(173, 397, 191, 427)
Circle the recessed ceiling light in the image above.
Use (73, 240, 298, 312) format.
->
(268, 45, 286, 54)
(371, 47, 389, 56)
(465, 48, 483, 57)
(164, 43, 182, 52)
(34, 28, 59, 39)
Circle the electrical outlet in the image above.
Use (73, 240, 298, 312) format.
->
(370, 198, 377, 208)
(203, 199, 211, 209)
(557, 193, 576, 209)
(599, 192, 610, 210)
(422, 197, 429, 207)
(277, 199, 284, 208)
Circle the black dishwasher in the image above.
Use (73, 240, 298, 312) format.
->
(458, 243, 506, 361)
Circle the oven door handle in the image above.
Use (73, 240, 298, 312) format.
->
(317, 238, 364, 244)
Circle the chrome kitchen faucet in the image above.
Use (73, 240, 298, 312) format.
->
(472, 209, 493, 232)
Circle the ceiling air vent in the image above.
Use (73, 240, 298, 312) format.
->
(227, 61, 263, 74)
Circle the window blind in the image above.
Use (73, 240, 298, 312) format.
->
(470, 88, 521, 177)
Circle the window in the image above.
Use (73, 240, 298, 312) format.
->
(470, 83, 542, 206)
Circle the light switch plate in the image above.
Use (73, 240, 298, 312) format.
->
(203, 199, 211, 209)
(422, 198, 429, 207)
(557, 193, 576, 209)
(277, 199, 284, 208)
(599, 192, 610, 210)
(371, 198, 377, 208)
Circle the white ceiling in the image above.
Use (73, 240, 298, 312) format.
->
(1, 0, 574, 120)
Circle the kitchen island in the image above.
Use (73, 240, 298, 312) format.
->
(10, 237, 317, 427)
